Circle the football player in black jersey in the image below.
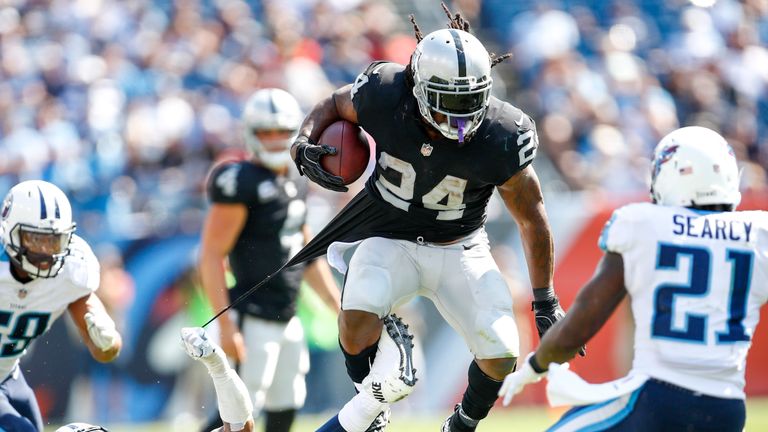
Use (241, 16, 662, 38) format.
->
(291, 6, 583, 432)
(199, 88, 340, 432)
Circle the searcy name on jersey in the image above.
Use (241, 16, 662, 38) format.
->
(672, 214, 753, 242)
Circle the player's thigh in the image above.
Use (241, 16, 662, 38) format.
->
(239, 316, 285, 391)
(428, 236, 519, 359)
(547, 380, 745, 432)
(264, 316, 310, 410)
(634, 380, 745, 432)
(0, 370, 41, 432)
(342, 237, 419, 317)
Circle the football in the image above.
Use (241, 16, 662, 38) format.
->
(318, 120, 371, 185)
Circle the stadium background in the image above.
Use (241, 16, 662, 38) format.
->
(0, 0, 765, 430)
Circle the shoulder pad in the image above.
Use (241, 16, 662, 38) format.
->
(63, 235, 100, 292)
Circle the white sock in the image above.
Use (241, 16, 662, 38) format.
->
(338, 391, 388, 432)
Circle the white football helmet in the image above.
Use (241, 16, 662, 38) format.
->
(411, 29, 493, 143)
(0, 180, 76, 278)
(242, 88, 303, 169)
(650, 126, 741, 209)
(55, 423, 108, 432)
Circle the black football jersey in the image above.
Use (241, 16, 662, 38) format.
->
(350, 61, 539, 242)
(207, 161, 308, 322)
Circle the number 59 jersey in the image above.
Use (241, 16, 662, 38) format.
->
(600, 202, 768, 399)
(0, 234, 99, 378)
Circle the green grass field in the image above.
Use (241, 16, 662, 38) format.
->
(46, 398, 768, 431)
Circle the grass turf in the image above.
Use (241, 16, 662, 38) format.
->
(46, 397, 768, 431)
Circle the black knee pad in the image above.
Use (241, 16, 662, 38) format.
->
(340, 339, 378, 384)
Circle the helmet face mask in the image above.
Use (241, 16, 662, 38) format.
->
(411, 29, 493, 143)
(650, 126, 741, 210)
(242, 89, 303, 170)
(1, 181, 76, 278)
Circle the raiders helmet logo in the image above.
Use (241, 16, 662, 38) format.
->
(420, 143, 433, 157)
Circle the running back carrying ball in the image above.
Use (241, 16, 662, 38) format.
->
(318, 120, 370, 185)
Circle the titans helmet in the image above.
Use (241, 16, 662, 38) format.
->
(55, 423, 108, 432)
(650, 126, 741, 209)
(1, 180, 76, 278)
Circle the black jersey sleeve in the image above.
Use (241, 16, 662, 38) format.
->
(351, 61, 405, 128)
(486, 103, 540, 186)
(207, 161, 259, 204)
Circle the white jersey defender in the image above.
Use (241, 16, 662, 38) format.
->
(0, 233, 99, 378)
(600, 202, 767, 399)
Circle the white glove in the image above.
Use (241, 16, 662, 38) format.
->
(498, 353, 546, 406)
(180, 327, 215, 359)
(84, 312, 119, 352)
(180, 327, 229, 373)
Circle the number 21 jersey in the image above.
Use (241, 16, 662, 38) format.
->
(600, 203, 768, 399)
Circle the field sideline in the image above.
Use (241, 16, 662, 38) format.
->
(44, 398, 768, 431)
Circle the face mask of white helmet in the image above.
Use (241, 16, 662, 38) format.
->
(242, 88, 304, 170)
(650, 126, 741, 210)
(411, 29, 493, 144)
(1, 180, 76, 278)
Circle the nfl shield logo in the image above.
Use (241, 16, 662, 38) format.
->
(17, 288, 27, 299)
(420, 143, 433, 157)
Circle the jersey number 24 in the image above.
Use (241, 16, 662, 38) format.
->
(652, 243, 753, 344)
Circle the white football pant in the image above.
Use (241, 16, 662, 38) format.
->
(233, 314, 310, 412)
(341, 229, 520, 360)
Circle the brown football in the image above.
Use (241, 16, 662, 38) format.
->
(318, 120, 371, 185)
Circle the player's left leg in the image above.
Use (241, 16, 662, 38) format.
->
(262, 316, 309, 432)
(317, 314, 417, 432)
(0, 368, 43, 432)
(421, 229, 519, 432)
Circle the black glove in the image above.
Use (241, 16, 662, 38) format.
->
(293, 136, 348, 192)
(532, 296, 586, 357)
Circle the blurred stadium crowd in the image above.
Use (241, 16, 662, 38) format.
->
(0, 0, 764, 245)
(0, 0, 766, 426)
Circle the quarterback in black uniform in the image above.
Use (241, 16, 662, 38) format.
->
(199, 88, 340, 432)
(292, 8, 582, 432)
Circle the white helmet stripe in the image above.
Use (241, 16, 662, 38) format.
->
(448, 29, 466, 77)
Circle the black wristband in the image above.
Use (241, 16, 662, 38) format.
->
(531, 296, 559, 312)
(532, 286, 556, 302)
(529, 354, 547, 374)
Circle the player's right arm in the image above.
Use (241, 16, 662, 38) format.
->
(290, 85, 357, 192)
(533, 252, 627, 366)
(499, 252, 627, 404)
(199, 200, 248, 363)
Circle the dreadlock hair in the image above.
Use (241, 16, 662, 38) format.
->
(406, 2, 512, 78)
